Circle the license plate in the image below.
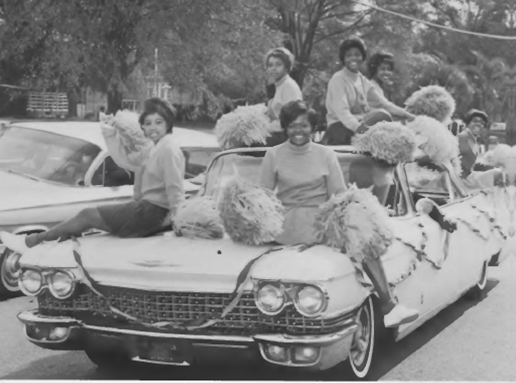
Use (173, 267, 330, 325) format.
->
(134, 338, 193, 365)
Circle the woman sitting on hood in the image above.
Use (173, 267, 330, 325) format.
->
(1, 98, 185, 253)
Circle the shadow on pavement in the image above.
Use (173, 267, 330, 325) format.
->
(1, 279, 500, 381)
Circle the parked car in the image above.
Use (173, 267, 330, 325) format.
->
(0, 121, 219, 295)
(15, 146, 512, 379)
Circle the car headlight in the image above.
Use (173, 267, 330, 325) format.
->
(255, 284, 285, 315)
(48, 271, 76, 299)
(19, 269, 43, 296)
(294, 285, 326, 317)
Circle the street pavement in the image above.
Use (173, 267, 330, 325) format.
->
(0, 255, 515, 380)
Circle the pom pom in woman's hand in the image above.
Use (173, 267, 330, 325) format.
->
(353, 121, 416, 165)
(219, 179, 285, 245)
(314, 186, 394, 261)
(173, 196, 224, 239)
(405, 85, 456, 124)
(214, 104, 272, 150)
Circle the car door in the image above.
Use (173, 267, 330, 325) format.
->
(402, 162, 482, 309)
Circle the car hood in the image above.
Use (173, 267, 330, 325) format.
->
(19, 234, 359, 293)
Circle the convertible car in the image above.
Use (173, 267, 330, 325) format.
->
(0, 121, 219, 295)
(15, 146, 513, 379)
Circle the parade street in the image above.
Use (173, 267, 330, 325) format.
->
(0, 254, 514, 381)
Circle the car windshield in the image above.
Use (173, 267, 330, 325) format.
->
(0, 125, 101, 186)
(203, 150, 397, 206)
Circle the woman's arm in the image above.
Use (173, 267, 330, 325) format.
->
(258, 150, 277, 190)
(367, 87, 415, 121)
(159, 143, 186, 216)
(326, 151, 347, 196)
(101, 125, 153, 172)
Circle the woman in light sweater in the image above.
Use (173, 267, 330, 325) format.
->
(263, 47, 303, 147)
(0, 98, 185, 252)
(259, 99, 419, 328)
(322, 36, 415, 145)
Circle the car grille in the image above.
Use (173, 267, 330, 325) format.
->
(37, 285, 354, 336)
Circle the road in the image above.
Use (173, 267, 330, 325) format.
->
(1, 256, 515, 380)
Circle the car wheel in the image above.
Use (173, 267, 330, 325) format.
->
(346, 296, 380, 380)
(0, 248, 22, 297)
(466, 260, 488, 300)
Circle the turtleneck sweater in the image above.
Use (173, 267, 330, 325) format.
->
(258, 141, 347, 207)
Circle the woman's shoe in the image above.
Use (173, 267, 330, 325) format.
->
(0, 232, 29, 254)
(384, 304, 419, 328)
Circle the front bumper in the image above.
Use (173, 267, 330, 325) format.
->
(18, 309, 358, 370)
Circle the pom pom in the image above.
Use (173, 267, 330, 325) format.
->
(407, 116, 460, 171)
(353, 121, 416, 165)
(314, 186, 393, 261)
(490, 144, 516, 170)
(173, 196, 224, 239)
(405, 85, 456, 124)
(214, 104, 272, 150)
(405, 162, 443, 189)
(219, 179, 285, 245)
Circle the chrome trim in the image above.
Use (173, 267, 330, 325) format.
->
(18, 310, 82, 325)
(192, 343, 250, 349)
(18, 269, 44, 297)
(131, 356, 190, 366)
(253, 320, 357, 345)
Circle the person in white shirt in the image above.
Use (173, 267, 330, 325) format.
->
(322, 36, 415, 145)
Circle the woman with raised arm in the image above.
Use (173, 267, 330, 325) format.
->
(1, 98, 185, 252)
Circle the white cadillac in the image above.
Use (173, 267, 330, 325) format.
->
(14, 143, 514, 379)
(0, 121, 219, 294)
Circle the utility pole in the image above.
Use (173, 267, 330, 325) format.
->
(154, 48, 159, 97)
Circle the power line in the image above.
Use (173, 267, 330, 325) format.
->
(350, 0, 516, 40)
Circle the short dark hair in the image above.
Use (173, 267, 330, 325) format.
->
(339, 36, 367, 64)
(264, 47, 295, 72)
(99, 106, 106, 112)
(279, 100, 317, 131)
(368, 51, 394, 78)
(139, 98, 177, 133)
(464, 109, 488, 126)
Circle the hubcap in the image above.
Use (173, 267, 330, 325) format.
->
(350, 306, 371, 366)
(1, 250, 21, 291)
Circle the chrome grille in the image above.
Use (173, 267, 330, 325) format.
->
(38, 285, 353, 336)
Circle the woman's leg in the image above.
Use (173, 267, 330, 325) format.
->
(362, 257, 396, 315)
(25, 207, 111, 248)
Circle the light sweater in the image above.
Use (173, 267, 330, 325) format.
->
(103, 132, 185, 214)
(326, 67, 407, 132)
(258, 141, 347, 208)
(268, 74, 303, 122)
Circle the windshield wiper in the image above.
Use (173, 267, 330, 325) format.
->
(5, 168, 41, 182)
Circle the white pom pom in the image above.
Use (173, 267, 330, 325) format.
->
(219, 179, 285, 245)
(405, 85, 456, 124)
(214, 104, 272, 149)
(174, 196, 224, 239)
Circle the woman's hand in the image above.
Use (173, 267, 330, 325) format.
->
(405, 111, 416, 122)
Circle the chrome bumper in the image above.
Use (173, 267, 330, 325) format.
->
(18, 309, 358, 370)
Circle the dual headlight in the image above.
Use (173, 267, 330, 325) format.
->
(19, 269, 76, 299)
(255, 283, 327, 317)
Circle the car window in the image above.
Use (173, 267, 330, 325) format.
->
(183, 148, 220, 179)
(404, 161, 455, 206)
(0, 125, 101, 186)
(91, 156, 134, 187)
(203, 150, 398, 208)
